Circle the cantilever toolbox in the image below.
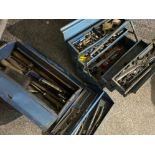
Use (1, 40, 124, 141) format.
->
(61, 19, 155, 96)
(0, 41, 114, 135)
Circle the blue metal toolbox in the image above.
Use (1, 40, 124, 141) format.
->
(61, 19, 155, 96)
(0, 41, 113, 135)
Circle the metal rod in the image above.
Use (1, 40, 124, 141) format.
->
(130, 21, 138, 42)
(31, 81, 66, 104)
(30, 82, 63, 110)
(11, 53, 65, 94)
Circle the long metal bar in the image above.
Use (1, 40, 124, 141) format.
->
(130, 21, 138, 42)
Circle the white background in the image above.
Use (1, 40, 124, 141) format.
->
(0, 0, 154, 18)
(1, 136, 155, 155)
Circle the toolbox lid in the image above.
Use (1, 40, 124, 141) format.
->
(61, 19, 102, 41)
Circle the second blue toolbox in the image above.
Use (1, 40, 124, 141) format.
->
(61, 19, 155, 96)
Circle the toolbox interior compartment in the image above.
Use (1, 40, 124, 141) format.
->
(73, 98, 113, 135)
(87, 36, 135, 80)
(81, 28, 129, 65)
(102, 40, 149, 81)
(0, 49, 81, 114)
(49, 89, 114, 135)
(68, 19, 126, 54)
(50, 89, 98, 134)
(112, 43, 155, 95)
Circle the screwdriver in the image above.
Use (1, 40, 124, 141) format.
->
(26, 70, 63, 93)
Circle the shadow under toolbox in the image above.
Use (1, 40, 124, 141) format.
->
(61, 19, 155, 96)
(0, 42, 113, 135)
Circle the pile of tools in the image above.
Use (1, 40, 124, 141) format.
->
(74, 19, 123, 53)
(78, 27, 126, 63)
(75, 101, 106, 135)
(88, 44, 125, 79)
(50, 91, 106, 135)
(0, 50, 73, 113)
(114, 46, 155, 89)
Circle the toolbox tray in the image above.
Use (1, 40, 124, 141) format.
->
(102, 39, 148, 82)
(88, 36, 135, 80)
(68, 19, 127, 53)
(111, 43, 155, 95)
